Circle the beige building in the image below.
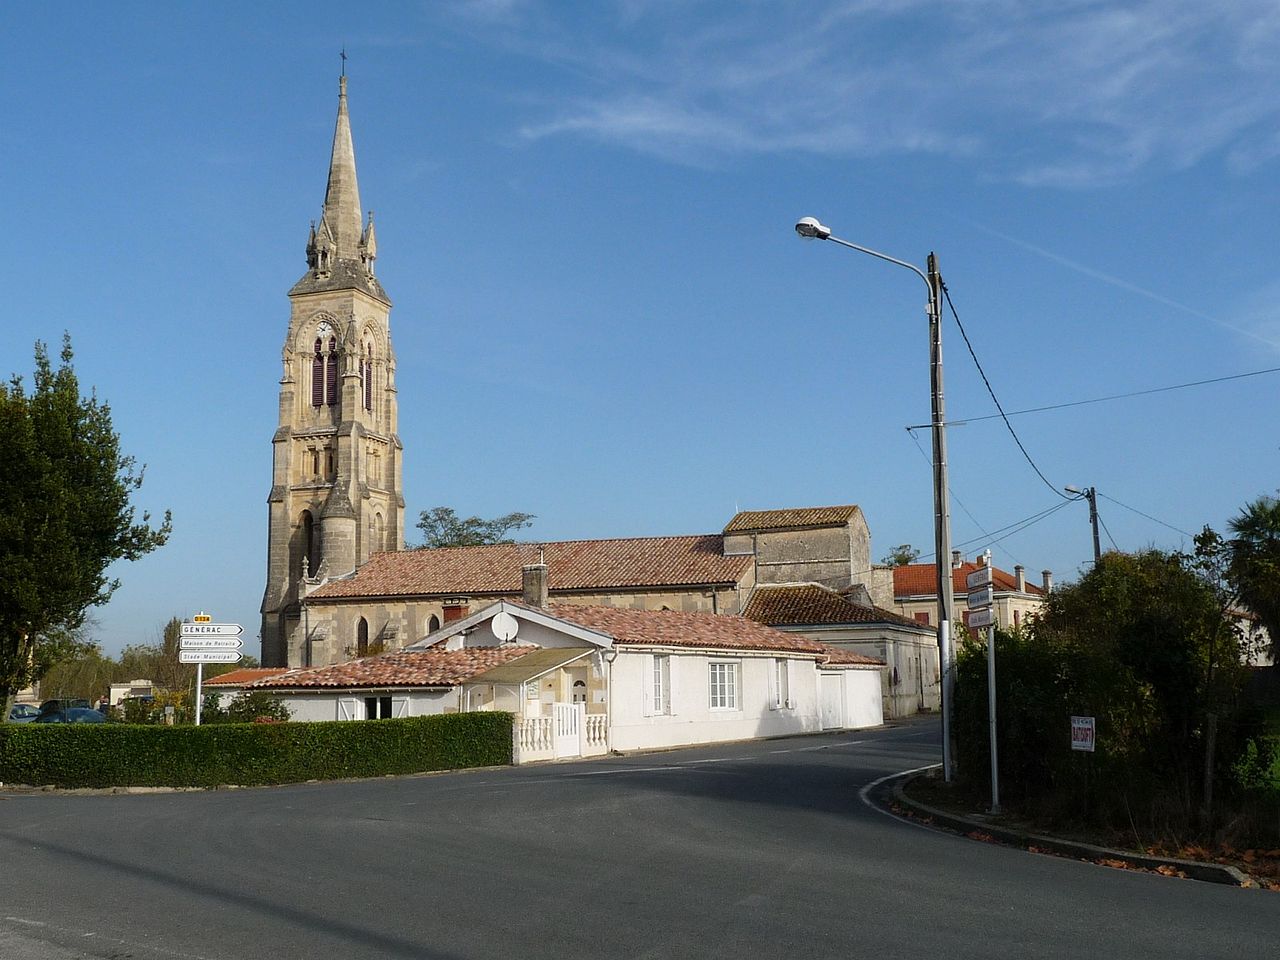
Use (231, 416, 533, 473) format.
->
(892, 553, 1051, 634)
(260, 77, 404, 667)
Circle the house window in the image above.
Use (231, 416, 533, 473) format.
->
(357, 618, 369, 657)
(572, 680, 587, 704)
(1013, 609, 1021, 628)
(709, 661, 738, 710)
(914, 612, 930, 625)
(772, 658, 789, 709)
(652, 655, 671, 715)
(427, 614, 441, 633)
(364, 696, 393, 719)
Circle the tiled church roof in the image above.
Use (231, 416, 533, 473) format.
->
(723, 505, 860, 534)
(744, 584, 924, 629)
(548, 604, 831, 655)
(309, 535, 751, 600)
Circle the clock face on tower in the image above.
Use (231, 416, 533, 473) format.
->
(316, 320, 334, 339)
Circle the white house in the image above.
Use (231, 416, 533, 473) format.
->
(245, 564, 884, 762)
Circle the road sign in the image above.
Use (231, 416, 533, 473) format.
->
(180, 622, 243, 638)
(180, 637, 243, 651)
(968, 607, 995, 629)
(192, 613, 212, 623)
(1071, 716, 1096, 752)
(180, 649, 242, 664)
(966, 565, 993, 590)
(966, 586, 994, 610)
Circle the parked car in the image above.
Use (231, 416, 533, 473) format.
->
(38, 698, 91, 715)
(33, 707, 106, 724)
(8, 703, 41, 722)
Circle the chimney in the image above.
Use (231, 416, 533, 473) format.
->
(522, 562, 549, 608)
(1042, 570, 1053, 594)
(1014, 564, 1026, 592)
(951, 550, 963, 569)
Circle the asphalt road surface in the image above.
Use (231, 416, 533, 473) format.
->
(1, 718, 1275, 959)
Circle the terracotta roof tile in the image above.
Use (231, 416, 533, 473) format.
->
(204, 668, 290, 687)
(817, 646, 885, 668)
(893, 562, 1045, 598)
(310, 535, 750, 600)
(248, 646, 537, 690)
(744, 584, 925, 629)
(546, 604, 828, 655)
(723, 505, 860, 534)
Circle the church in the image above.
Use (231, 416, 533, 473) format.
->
(259, 77, 938, 719)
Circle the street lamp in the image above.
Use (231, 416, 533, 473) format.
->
(795, 216, 956, 782)
(1064, 485, 1101, 562)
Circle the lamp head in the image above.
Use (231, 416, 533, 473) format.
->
(794, 216, 831, 240)
(1064, 485, 1081, 495)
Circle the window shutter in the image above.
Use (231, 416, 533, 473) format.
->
(784, 659, 796, 710)
(642, 654, 654, 717)
(337, 698, 358, 721)
(665, 656, 675, 715)
(311, 344, 324, 407)
(392, 696, 410, 718)
(767, 658, 778, 710)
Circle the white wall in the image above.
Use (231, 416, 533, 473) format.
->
(608, 649, 837, 752)
(274, 689, 454, 722)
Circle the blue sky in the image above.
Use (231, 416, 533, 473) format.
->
(4, 1, 1278, 657)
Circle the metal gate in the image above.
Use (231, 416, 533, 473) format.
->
(553, 702, 581, 758)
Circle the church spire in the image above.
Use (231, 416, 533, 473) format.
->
(320, 75, 364, 260)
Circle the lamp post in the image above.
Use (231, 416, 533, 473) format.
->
(795, 216, 955, 782)
(1065, 485, 1101, 562)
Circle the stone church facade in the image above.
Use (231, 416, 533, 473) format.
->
(260, 77, 404, 668)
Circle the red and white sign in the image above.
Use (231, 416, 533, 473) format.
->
(1071, 715, 1096, 752)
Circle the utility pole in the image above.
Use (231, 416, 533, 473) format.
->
(1066, 485, 1102, 562)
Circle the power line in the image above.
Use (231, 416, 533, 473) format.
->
(1096, 492, 1196, 539)
(941, 283, 1070, 500)
(1097, 510, 1121, 552)
(952, 500, 1074, 552)
(909, 365, 1280, 428)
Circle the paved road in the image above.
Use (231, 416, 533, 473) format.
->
(1, 718, 1275, 959)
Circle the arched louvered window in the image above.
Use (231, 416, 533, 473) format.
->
(363, 343, 373, 411)
(325, 337, 338, 406)
(357, 618, 369, 657)
(311, 339, 324, 407)
(428, 615, 441, 634)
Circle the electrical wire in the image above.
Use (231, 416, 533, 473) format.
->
(1097, 511, 1122, 552)
(952, 500, 1074, 551)
(1097, 491, 1196, 539)
(910, 365, 1280, 428)
(904, 427, 1025, 566)
(941, 283, 1070, 500)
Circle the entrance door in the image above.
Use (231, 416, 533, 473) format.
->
(553, 702, 581, 758)
(819, 673, 844, 730)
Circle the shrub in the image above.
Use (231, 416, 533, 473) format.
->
(0, 712, 513, 788)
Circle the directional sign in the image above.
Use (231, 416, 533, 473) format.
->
(180, 622, 243, 638)
(965, 565, 993, 590)
(180, 649, 242, 664)
(180, 637, 243, 651)
(968, 607, 995, 629)
(967, 586, 994, 610)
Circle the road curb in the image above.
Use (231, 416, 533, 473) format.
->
(881, 772, 1250, 887)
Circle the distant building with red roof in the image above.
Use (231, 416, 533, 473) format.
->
(892, 555, 1051, 632)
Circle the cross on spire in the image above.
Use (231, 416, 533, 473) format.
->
(340, 48, 347, 77)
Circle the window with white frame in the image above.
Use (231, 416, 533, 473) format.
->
(652, 655, 671, 715)
(772, 658, 789, 709)
(709, 661, 739, 710)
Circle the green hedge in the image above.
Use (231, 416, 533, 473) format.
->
(0, 712, 513, 788)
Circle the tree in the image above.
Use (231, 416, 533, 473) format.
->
(413, 506, 534, 549)
(0, 337, 171, 721)
(1227, 493, 1280, 667)
(879, 544, 921, 567)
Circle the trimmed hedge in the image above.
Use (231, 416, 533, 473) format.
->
(0, 712, 513, 788)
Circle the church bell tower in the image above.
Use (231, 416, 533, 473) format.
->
(260, 76, 404, 668)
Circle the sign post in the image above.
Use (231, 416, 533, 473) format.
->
(967, 554, 999, 813)
(182, 614, 243, 725)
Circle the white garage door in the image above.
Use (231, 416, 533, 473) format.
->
(819, 672, 844, 730)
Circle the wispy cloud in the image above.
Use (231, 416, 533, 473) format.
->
(441, 0, 1280, 185)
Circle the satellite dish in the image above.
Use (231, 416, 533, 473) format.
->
(491, 611, 519, 643)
